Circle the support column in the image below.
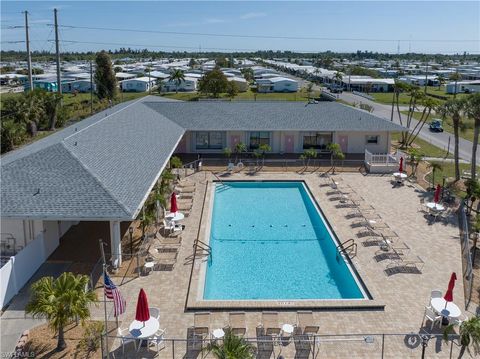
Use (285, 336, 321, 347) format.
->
(109, 220, 122, 267)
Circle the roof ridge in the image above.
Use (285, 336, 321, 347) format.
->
(59, 141, 132, 218)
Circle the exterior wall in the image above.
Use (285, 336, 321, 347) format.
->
(183, 130, 391, 155)
(0, 219, 77, 308)
(272, 80, 298, 92)
(334, 131, 389, 154)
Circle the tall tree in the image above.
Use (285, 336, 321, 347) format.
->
(168, 69, 185, 94)
(94, 50, 117, 100)
(464, 93, 480, 180)
(333, 71, 343, 86)
(26, 272, 97, 351)
(198, 68, 228, 98)
(439, 98, 466, 181)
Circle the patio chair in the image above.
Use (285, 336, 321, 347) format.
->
(260, 311, 281, 336)
(296, 311, 319, 336)
(148, 328, 166, 353)
(229, 312, 246, 337)
(117, 327, 137, 356)
(453, 313, 468, 326)
(418, 198, 429, 214)
(430, 290, 442, 300)
(155, 231, 182, 246)
(193, 312, 211, 337)
(292, 327, 312, 359)
(423, 306, 442, 331)
(149, 307, 160, 320)
(163, 219, 182, 234)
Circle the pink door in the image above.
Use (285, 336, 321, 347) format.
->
(338, 135, 348, 153)
(284, 135, 294, 153)
(175, 135, 187, 153)
(230, 135, 240, 149)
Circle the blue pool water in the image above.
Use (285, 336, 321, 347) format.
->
(203, 181, 366, 300)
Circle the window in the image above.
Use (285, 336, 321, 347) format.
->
(303, 132, 332, 150)
(366, 135, 379, 144)
(196, 132, 225, 150)
(249, 132, 270, 149)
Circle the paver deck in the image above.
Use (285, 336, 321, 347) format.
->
(92, 171, 465, 358)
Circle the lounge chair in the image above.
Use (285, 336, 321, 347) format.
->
(296, 311, 319, 336)
(384, 255, 424, 276)
(292, 327, 312, 359)
(155, 231, 182, 246)
(228, 312, 246, 337)
(260, 312, 281, 336)
(193, 312, 210, 337)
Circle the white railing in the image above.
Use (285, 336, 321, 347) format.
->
(458, 201, 474, 310)
(364, 149, 399, 165)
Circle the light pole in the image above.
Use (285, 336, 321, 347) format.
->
(420, 334, 430, 359)
(128, 227, 133, 257)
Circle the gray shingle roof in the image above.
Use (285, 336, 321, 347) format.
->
(1, 96, 184, 220)
(1, 96, 404, 221)
(145, 101, 406, 132)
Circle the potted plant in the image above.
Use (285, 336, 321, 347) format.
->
(204, 328, 255, 359)
(443, 316, 480, 358)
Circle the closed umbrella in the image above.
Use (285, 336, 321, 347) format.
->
(135, 288, 150, 324)
(399, 157, 404, 173)
(170, 192, 178, 214)
(444, 272, 457, 303)
(434, 184, 441, 204)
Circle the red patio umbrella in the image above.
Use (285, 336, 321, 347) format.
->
(434, 184, 441, 204)
(135, 288, 150, 323)
(444, 272, 457, 303)
(170, 192, 178, 214)
(399, 157, 404, 173)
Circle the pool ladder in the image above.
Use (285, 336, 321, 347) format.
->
(193, 239, 212, 259)
(336, 238, 357, 259)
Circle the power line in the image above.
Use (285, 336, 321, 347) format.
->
(54, 24, 479, 43)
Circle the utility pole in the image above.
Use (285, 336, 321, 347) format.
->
(90, 60, 93, 114)
(54, 8, 62, 96)
(24, 11, 33, 91)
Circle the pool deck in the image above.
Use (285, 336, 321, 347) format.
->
(101, 171, 465, 358)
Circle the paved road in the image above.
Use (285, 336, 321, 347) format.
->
(289, 73, 478, 165)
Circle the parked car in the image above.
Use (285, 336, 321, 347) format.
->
(429, 119, 444, 132)
(328, 85, 343, 93)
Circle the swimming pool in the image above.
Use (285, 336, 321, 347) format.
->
(203, 181, 367, 300)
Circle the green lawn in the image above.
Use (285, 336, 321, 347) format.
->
(162, 88, 320, 102)
(426, 162, 476, 186)
(391, 132, 452, 158)
(370, 92, 411, 105)
(401, 111, 474, 142)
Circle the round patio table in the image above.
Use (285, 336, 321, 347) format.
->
(426, 203, 445, 212)
(431, 298, 461, 319)
(129, 317, 160, 339)
(282, 324, 294, 335)
(393, 172, 407, 183)
(165, 212, 185, 222)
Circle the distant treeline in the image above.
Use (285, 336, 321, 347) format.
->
(1, 49, 479, 63)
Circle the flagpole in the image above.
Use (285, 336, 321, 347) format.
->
(99, 239, 110, 359)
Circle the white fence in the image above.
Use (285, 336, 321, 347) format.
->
(0, 233, 56, 309)
(458, 201, 474, 310)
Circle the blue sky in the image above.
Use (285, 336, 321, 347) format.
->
(2, 1, 479, 54)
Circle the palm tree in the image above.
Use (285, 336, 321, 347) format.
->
(439, 98, 466, 181)
(327, 143, 345, 174)
(437, 74, 445, 90)
(168, 69, 185, 93)
(333, 71, 343, 87)
(443, 316, 480, 358)
(204, 328, 255, 359)
(26, 272, 97, 351)
(427, 162, 443, 189)
(464, 93, 480, 180)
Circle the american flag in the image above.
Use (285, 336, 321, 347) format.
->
(104, 272, 126, 317)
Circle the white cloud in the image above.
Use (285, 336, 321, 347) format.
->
(203, 18, 226, 24)
(239, 12, 267, 20)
